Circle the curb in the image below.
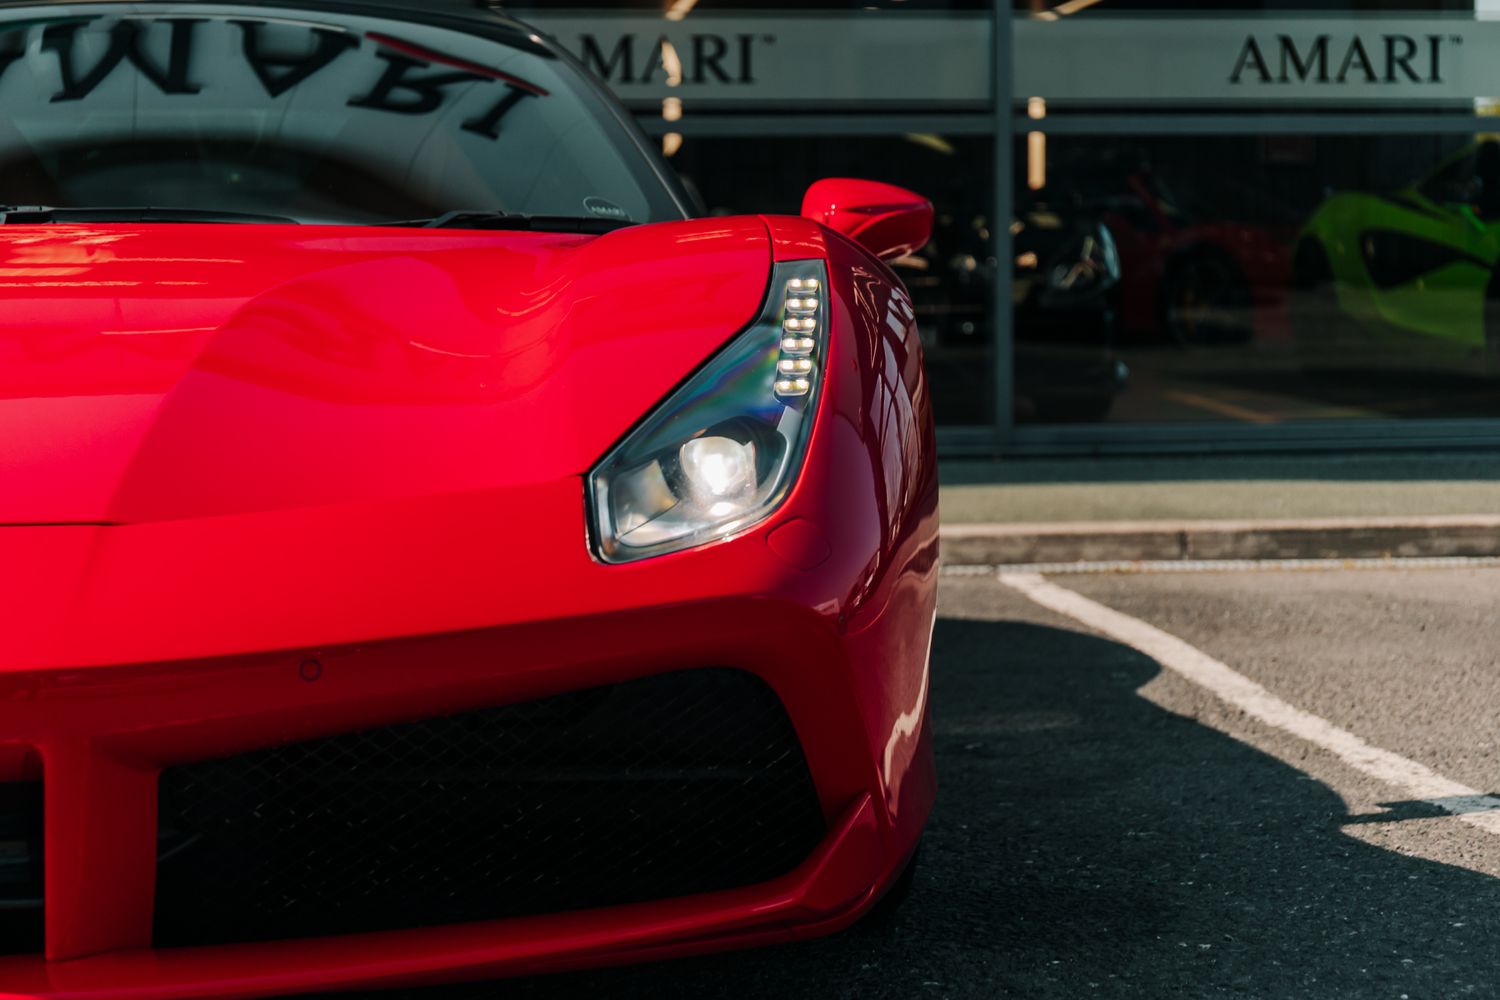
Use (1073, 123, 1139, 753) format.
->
(939, 515, 1500, 566)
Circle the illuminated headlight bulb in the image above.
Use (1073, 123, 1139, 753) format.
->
(679, 435, 757, 511)
(778, 358, 814, 377)
(788, 278, 821, 294)
(785, 316, 816, 334)
(786, 297, 819, 314)
(782, 336, 816, 356)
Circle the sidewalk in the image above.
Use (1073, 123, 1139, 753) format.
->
(939, 451, 1500, 565)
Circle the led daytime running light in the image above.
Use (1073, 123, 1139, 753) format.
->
(775, 278, 824, 401)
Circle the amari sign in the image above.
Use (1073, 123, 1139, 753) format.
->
(1014, 17, 1488, 105)
(1229, 33, 1456, 87)
(527, 14, 1494, 110)
(527, 13, 992, 109)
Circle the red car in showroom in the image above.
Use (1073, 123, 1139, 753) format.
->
(0, 2, 939, 997)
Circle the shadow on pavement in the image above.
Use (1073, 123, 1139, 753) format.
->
(352, 618, 1500, 999)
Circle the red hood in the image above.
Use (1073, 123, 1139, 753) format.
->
(0, 218, 771, 525)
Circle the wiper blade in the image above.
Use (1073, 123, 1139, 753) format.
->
(389, 211, 634, 234)
(0, 206, 301, 224)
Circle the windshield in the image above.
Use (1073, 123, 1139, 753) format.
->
(0, 2, 686, 226)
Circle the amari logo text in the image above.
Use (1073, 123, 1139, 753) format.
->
(1230, 33, 1456, 85)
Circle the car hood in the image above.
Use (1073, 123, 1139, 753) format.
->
(0, 218, 772, 525)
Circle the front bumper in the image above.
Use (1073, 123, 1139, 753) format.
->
(0, 474, 937, 999)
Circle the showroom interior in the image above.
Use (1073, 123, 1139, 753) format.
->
(512, 0, 1500, 454)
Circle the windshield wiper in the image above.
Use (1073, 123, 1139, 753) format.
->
(388, 211, 635, 234)
(0, 206, 301, 225)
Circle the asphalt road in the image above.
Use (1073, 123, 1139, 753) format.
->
(359, 566, 1500, 999)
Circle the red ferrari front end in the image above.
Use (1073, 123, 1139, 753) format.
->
(0, 5, 937, 995)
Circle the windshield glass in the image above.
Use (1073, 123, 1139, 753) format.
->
(0, 2, 685, 226)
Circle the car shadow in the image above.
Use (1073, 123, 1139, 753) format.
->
(352, 618, 1500, 999)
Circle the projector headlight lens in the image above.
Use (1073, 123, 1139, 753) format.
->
(589, 260, 829, 563)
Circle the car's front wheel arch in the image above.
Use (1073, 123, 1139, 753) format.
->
(1160, 244, 1255, 347)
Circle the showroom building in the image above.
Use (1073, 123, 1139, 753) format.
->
(512, 0, 1500, 454)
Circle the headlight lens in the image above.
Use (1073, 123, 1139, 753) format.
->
(1040, 223, 1121, 303)
(589, 260, 829, 563)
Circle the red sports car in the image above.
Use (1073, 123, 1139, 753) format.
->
(0, 3, 939, 997)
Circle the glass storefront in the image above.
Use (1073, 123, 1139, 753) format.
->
(513, 0, 1500, 453)
(1020, 131, 1500, 425)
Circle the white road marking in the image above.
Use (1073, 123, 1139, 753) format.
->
(942, 556, 1500, 577)
(998, 570, 1500, 835)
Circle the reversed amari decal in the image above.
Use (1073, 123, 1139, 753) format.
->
(1, 13, 546, 140)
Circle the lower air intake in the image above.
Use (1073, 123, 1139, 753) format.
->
(0, 782, 44, 956)
(154, 669, 825, 948)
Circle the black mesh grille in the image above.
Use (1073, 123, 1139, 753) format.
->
(0, 782, 44, 956)
(154, 669, 825, 948)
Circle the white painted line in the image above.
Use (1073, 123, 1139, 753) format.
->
(942, 556, 1500, 577)
(998, 571, 1500, 835)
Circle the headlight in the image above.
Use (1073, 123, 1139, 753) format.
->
(1039, 224, 1120, 305)
(588, 260, 828, 563)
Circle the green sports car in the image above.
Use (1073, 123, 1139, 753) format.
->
(1293, 139, 1500, 375)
